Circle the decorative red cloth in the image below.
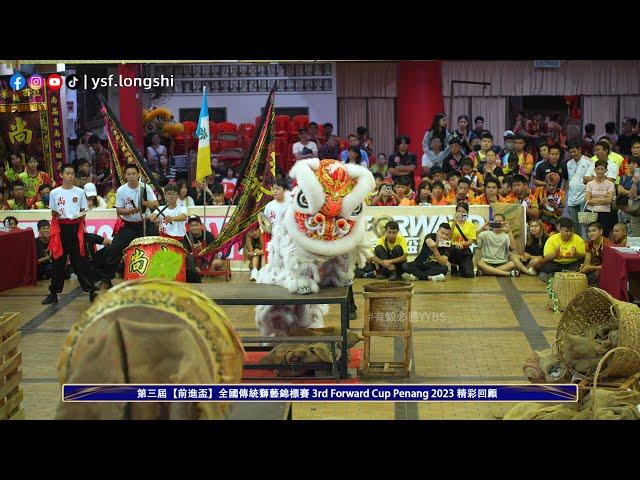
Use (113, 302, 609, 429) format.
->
(112, 218, 125, 235)
(49, 216, 85, 260)
(599, 245, 640, 301)
(262, 232, 271, 264)
(0, 228, 37, 291)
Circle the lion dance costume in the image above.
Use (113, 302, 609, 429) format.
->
(256, 159, 375, 336)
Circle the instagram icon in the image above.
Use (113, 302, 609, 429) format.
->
(28, 74, 44, 90)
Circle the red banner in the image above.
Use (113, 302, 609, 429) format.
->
(0, 76, 65, 181)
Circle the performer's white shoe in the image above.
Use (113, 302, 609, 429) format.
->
(250, 268, 258, 281)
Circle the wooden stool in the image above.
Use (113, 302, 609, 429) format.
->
(0, 312, 24, 420)
(359, 282, 413, 377)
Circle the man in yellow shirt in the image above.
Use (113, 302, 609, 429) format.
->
(585, 139, 624, 184)
(539, 217, 585, 282)
(371, 220, 408, 281)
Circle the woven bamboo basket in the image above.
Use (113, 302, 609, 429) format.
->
(556, 287, 640, 379)
(363, 281, 413, 332)
(547, 271, 588, 312)
(578, 204, 598, 225)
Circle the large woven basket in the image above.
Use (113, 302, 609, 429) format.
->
(577, 210, 598, 225)
(547, 271, 588, 312)
(363, 281, 413, 332)
(556, 287, 640, 379)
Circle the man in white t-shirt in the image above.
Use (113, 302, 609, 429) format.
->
(101, 163, 160, 288)
(292, 128, 318, 161)
(261, 178, 291, 264)
(42, 164, 99, 305)
(150, 184, 188, 241)
(566, 142, 593, 236)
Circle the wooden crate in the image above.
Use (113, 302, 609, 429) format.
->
(359, 289, 413, 378)
(1, 312, 25, 421)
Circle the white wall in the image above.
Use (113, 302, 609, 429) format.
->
(160, 92, 337, 126)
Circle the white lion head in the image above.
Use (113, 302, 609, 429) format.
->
(284, 158, 375, 257)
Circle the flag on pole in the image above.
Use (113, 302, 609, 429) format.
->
(196, 87, 212, 182)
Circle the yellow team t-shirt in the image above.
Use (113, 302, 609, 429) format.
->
(376, 233, 408, 255)
(449, 220, 477, 243)
(543, 233, 586, 264)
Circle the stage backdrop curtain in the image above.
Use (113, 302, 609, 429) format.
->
(619, 96, 640, 126)
(470, 97, 507, 138)
(582, 96, 618, 137)
(336, 62, 397, 98)
(442, 61, 640, 96)
(443, 96, 471, 132)
(338, 98, 367, 140)
(367, 98, 395, 157)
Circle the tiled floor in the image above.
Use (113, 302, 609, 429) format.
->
(2, 272, 557, 420)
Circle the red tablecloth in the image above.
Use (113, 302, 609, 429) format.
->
(599, 245, 640, 301)
(0, 228, 38, 292)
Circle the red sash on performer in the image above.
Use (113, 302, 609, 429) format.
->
(112, 218, 125, 235)
(50, 216, 86, 260)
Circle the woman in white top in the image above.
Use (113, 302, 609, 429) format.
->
(146, 134, 167, 172)
(176, 180, 195, 208)
(585, 159, 616, 237)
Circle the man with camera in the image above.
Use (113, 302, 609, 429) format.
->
(403, 223, 452, 281)
(475, 214, 528, 277)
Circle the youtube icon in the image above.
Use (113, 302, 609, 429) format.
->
(47, 74, 62, 91)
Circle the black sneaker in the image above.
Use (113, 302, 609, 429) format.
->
(89, 291, 98, 303)
(42, 293, 58, 305)
(450, 265, 460, 277)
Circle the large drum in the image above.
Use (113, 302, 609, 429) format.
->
(123, 236, 188, 282)
(56, 279, 245, 420)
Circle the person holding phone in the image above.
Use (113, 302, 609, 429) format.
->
(475, 214, 526, 277)
(403, 223, 452, 281)
(448, 202, 476, 277)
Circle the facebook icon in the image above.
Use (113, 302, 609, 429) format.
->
(9, 73, 26, 91)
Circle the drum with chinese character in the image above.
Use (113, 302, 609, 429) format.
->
(56, 279, 245, 419)
(123, 236, 188, 282)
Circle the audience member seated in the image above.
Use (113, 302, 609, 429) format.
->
(5, 152, 25, 182)
(29, 183, 52, 209)
(371, 221, 407, 281)
(443, 136, 465, 176)
(18, 156, 51, 201)
(426, 165, 444, 185)
(448, 202, 476, 278)
(211, 182, 232, 206)
(84, 183, 107, 209)
(610, 222, 629, 246)
(472, 177, 502, 205)
(292, 128, 318, 161)
(3, 182, 28, 210)
(579, 222, 609, 285)
(146, 133, 167, 172)
(345, 146, 365, 166)
(369, 153, 388, 178)
(502, 174, 540, 219)
(244, 226, 264, 282)
(518, 219, 548, 275)
(177, 180, 195, 208)
(535, 173, 565, 234)
(448, 177, 474, 205)
(429, 181, 449, 206)
(444, 172, 460, 198)
(356, 126, 374, 158)
(617, 155, 639, 197)
(453, 115, 471, 153)
(35, 219, 53, 280)
(2, 215, 19, 230)
(388, 135, 417, 184)
(538, 217, 586, 282)
(482, 149, 505, 185)
(403, 223, 451, 282)
(421, 136, 449, 175)
(511, 134, 535, 179)
(422, 113, 452, 159)
(469, 131, 495, 174)
(394, 177, 415, 205)
(371, 180, 398, 206)
(318, 135, 341, 160)
(75, 159, 99, 189)
(468, 116, 486, 143)
(192, 181, 213, 206)
(503, 151, 526, 178)
(475, 213, 525, 277)
(308, 122, 321, 145)
(221, 167, 238, 200)
(532, 143, 550, 180)
(340, 134, 369, 167)
(366, 173, 384, 205)
(585, 160, 616, 237)
(416, 181, 432, 205)
(460, 158, 484, 196)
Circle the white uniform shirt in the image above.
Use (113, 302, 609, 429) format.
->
(566, 155, 593, 207)
(49, 186, 87, 219)
(155, 204, 188, 237)
(585, 159, 620, 182)
(116, 182, 157, 222)
(264, 198, 291, 227)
